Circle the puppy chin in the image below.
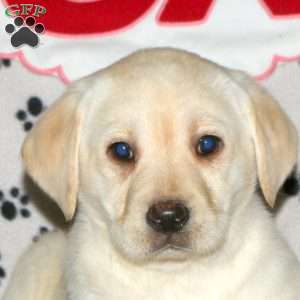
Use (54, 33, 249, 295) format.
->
(110, 232, 197, 265)
(109, 231, 188, 264)
(114, 243, 193, 265)
(110, 225, 227, 265)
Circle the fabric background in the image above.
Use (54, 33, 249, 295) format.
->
(0, 0, 300, 298)
(0, 0, 300, 81)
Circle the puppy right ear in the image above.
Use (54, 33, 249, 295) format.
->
(228, 70, 298, 207)
(21, 86, 84, 221)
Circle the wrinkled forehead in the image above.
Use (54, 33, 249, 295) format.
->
(85, 52, 245, 136)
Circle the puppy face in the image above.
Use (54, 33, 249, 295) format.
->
(78, 55, 257, 262)
(22, 49, 298, 263)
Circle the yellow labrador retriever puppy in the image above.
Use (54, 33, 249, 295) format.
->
(3, 48, 300, 300)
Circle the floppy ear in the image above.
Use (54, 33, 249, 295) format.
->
(21, 87, 84, 221)
(229, 70, 298, 207)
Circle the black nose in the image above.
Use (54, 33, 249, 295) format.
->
(146, 200, 189, 233)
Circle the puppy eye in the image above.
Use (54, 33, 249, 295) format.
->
(196, 135, 222, 156)
(109, 142, 134, 161)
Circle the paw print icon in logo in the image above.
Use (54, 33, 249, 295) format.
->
(5, 16, 45, 48)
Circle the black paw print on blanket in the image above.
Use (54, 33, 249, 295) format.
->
(0, 253, 5, 286)
(16, 96, 45, 131)
(5, 16, 45, 48)
(0, 59, 11, 68)
(0, 187, 31, 221)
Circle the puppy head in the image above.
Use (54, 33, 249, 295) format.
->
(22, 49, 298, 263)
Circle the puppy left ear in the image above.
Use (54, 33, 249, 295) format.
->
(21, 86, 85, 221)
(228, 70, 298, 207)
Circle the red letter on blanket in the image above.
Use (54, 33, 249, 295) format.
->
(5, 0, 155, 34)
(158, 0, 214, 23)
(261, 0, 300, 16)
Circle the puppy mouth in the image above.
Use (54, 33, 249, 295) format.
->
(151, 234, 192, 255)
(153, 244, 192, 254)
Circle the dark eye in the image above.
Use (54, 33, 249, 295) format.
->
(196, 135, 221, 156)
(110, 142, 134, 161)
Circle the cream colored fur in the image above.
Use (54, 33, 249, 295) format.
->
(3, 48, 300, 300)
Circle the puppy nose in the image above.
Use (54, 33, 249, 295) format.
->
(146, 200, 189, 233)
